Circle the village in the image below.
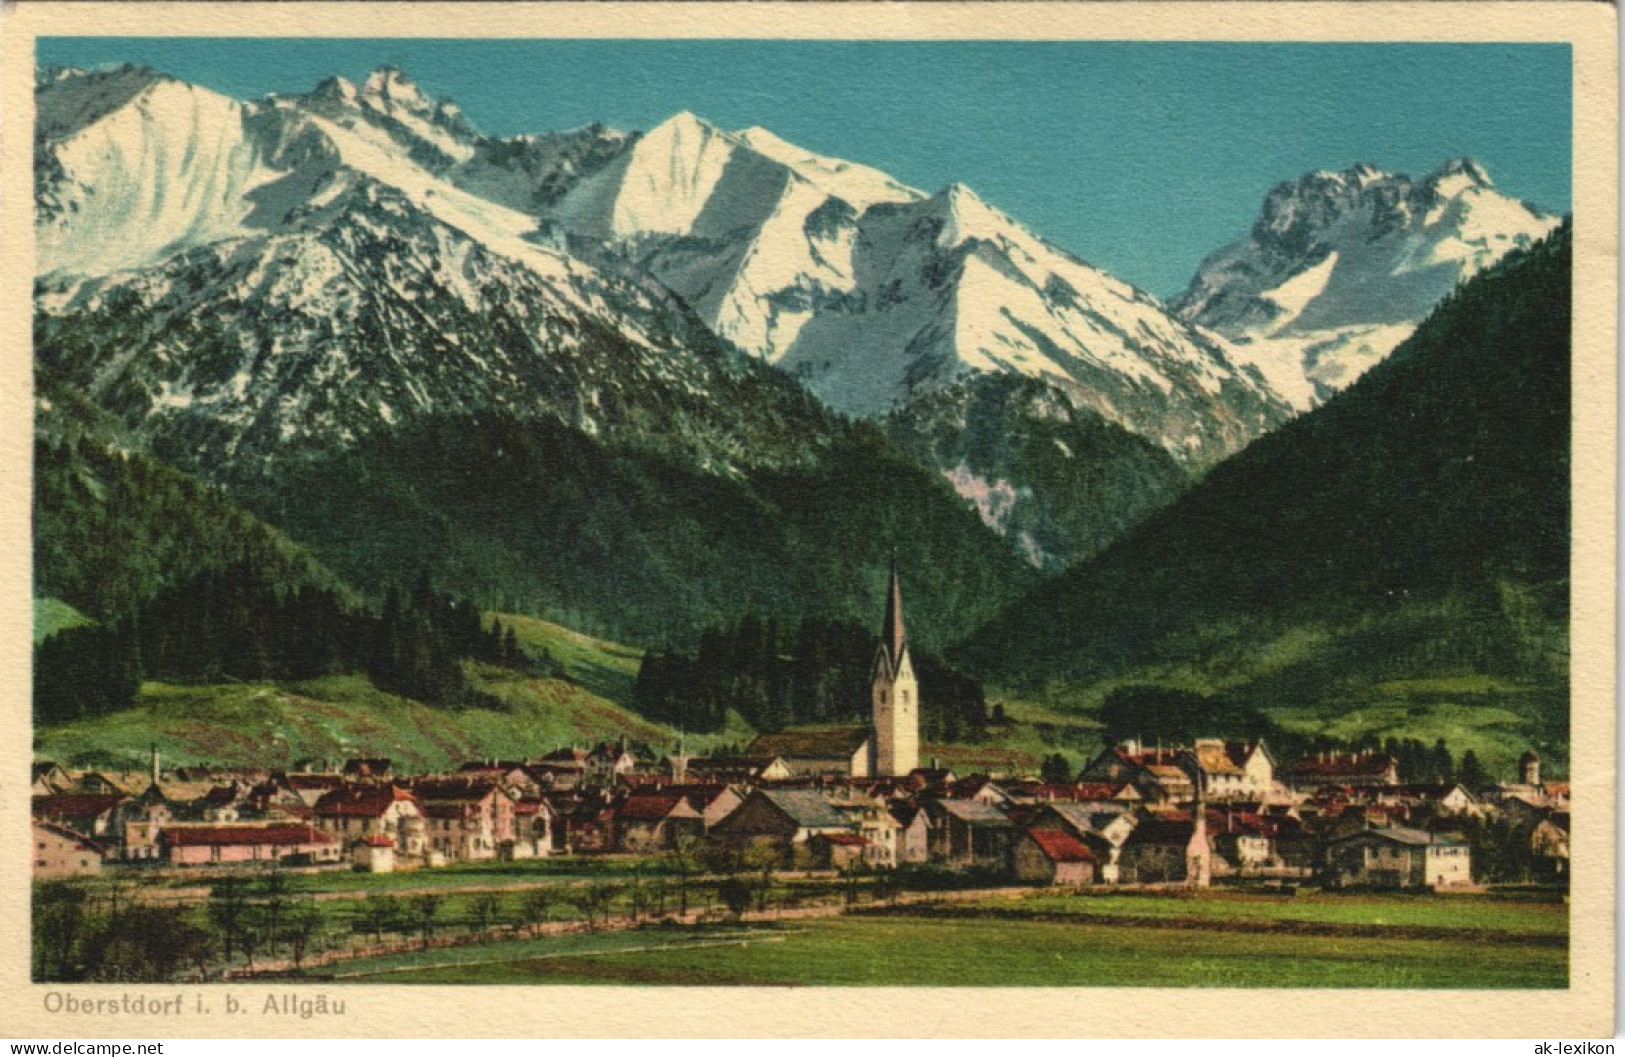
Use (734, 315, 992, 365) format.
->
(33, 571, 1569, 893)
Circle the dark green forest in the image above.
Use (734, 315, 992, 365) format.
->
(225, 415, 1037, 650)
(34, 565, 547, 725)
(632, 615, 989, 741)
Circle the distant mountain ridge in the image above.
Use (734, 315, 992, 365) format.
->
(1173, 159, 1561, 409)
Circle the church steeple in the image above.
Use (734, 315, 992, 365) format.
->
(882, 556, 907, 669)
(872, 558, 919, 778)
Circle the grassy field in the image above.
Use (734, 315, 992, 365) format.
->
(32, 668, 714, 772)
(33, 612, 1044, 771)
(964, 890, 1569, 937)
(329, 901, 1568, 987)
(280, 856, 673, 895)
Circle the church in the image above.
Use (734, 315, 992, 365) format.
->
(745, 563, 921, 779)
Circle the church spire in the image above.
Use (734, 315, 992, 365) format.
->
(882, 555, 907, 667)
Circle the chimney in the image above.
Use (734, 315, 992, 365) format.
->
(150, 743, 161, 787)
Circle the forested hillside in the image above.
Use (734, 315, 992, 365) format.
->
(958, 224, 1572, 772)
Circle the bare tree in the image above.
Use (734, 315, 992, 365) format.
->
(408, 894, 443, 950)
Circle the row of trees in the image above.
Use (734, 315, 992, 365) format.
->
(632, 615, 990, 741)
(34, 567, 555, 724)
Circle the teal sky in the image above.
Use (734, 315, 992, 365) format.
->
(38, 39, 1572, 298)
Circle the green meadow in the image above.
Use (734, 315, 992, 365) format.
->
(329, 891, 1568, 988)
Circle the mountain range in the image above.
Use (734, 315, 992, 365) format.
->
(34, 60, 1567, 698)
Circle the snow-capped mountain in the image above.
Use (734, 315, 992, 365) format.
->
(35, 64, 1303, 574)
(35, 65, 835, 475)
(1173, 160, 1562, 409)
(524, 110, 1291, 467)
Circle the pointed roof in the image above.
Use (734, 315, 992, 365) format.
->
(882, 559, 907, 667)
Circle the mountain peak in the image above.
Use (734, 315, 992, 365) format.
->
(653, 109, 713, 135)
(1426, 156, 1493, 190)
(361, 66, 427, 108)
(310, 74, 359, 105)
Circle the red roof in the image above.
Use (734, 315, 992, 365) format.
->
(1024, 828, 1097, 863)
(616, 794, 689, 822)
(1125, 818, 1198, 846)
(816, 832, 868, 846)
(313, 784, 418, 818)
(1284, 753, 1397, 779)
(407, 777, 501, 802)
(33, 793, 126, 820)
(1037, 783, 1127, 802)
(165, 824, 335, 848)
(360, 834, 396, 847)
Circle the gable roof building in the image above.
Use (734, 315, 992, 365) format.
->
(746, 727, 872, 779)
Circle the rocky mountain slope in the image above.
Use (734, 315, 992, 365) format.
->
(1173, 159, 1561, 409)
(33, 64, 1036, 643)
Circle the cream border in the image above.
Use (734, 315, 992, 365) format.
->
(0, 3, 1614, 1039)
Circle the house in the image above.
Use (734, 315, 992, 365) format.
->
(685, 756, 793, 784)
(353, 834, 398, 873)
(1031, 782, 1141, 808)
(509, 797, 554, 859)
(1385, 783, 1482, 816)
(162, 823, 341, 866)
(1322, 825, 1472, 888)
(1282, 752, 1400, 790)
(808, 832, 868, 870)
(278, 772, 348, 808)
(746, 728, 873, 779)
(708, 788, 854, 864)
(679, 784, 745, 831)
(1013, 829, 1097, 885)
(409, 777, 517, 861)
(1530, 812, 1569, 882)
(117, 786, 177, 862)
(458, 761, 541, 796)
(529, 749, 589, 791)
(585, 741, 641, 785)
(905, 765, 958, 797)
(950, 777, 1013, 809)
(1190, 740, 1275, 801)
(889, 804, 932, 864)
(1078, 744, 1195, 804)
(31, 762, 72, 796)
(1206, 808, 1274, 875)
(614, 792, 705, 852)
(33, 793, 128, 841)
(1117, 816, 1211, 885)
(33, 821, 104, 878)
(1029, 803, 1136, 883)
(927, 798, 1017, 869)
(312, 784, 426, 857)
(831, 797, 903, 868)
(197, 782, 254, 822)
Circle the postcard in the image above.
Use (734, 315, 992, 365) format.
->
(1, 1, 1615, 1039)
